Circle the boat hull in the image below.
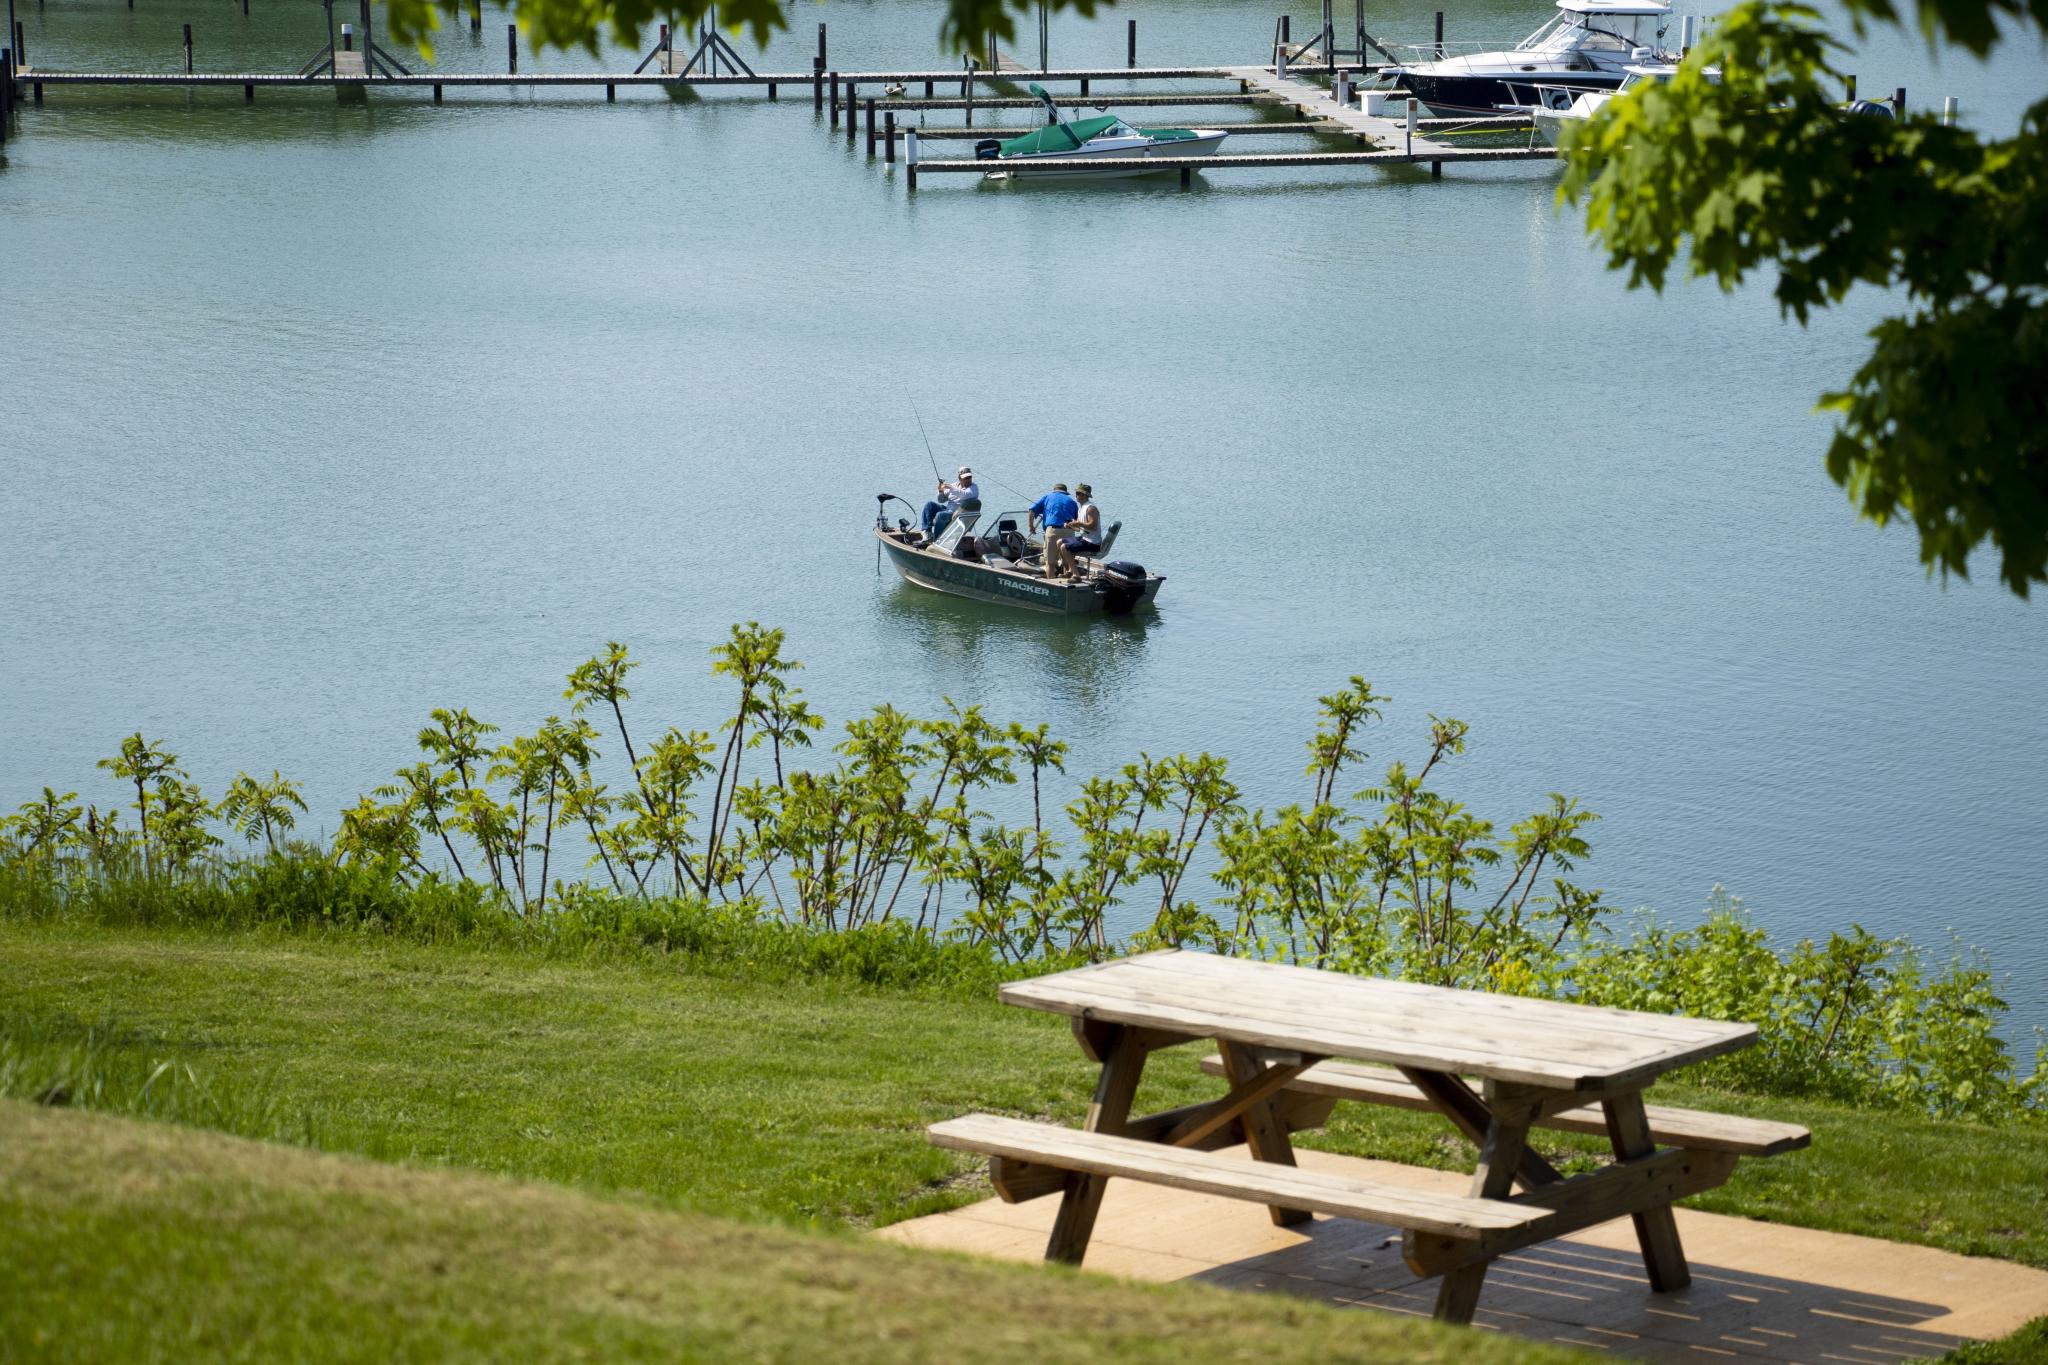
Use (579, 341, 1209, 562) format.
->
(988, 130, 1230, 180)
(877, 531, 1162, 615)
(1395, 69, 1622, 114)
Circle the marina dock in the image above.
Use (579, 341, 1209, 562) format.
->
(3, 13, 1555, 186)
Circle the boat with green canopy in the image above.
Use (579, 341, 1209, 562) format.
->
(973, 84, 1229, 179)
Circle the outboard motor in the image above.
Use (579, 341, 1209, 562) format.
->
(1847, 98, 1896, 119)
(974, 138, 1004, 160)
(1098, 561, 1149, 615)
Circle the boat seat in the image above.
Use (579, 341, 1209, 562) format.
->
(1072, 521, 1121, 573)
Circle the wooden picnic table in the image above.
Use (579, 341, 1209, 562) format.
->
(929, 949, 1808, 1325)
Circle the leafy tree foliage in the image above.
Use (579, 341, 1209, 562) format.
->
(1560, 0, 2048, 593)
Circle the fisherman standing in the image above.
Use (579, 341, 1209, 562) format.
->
(1028, 482, 1079, 574)
(921, 466, 981, 538)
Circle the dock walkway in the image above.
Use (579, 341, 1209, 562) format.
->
(1227, 64, 1457, 157)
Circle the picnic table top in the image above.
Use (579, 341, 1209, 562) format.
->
(999, 950, 1757, 1091)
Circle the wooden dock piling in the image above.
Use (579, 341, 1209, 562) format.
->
(506, 23, 516, 74)
(884, 110, 895, 163)
(13, 18, 24, 68)
(1434, 11, 1444, 57)
(434, 81, 442, 100)
(1893, 85, 1906, 116)
(811, 56, 821, 109)
(244, 80, 253, 99)
(605, 81, 613, 100)
(469, 0, 479, 32)
(864, 95, 875, 155)
(846, 80, 856, 141)
(182, 23, 192, 73)
(816, 21, 825, 69)
(1, 48, 12, 146)
(1127, 18, 1136, 67)
(829, 70, 837, 126)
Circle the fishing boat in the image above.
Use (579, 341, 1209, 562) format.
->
(874, 495, 1165, 616)
(974, 84, 1229, 180)
(1379, 0, 1675, 114)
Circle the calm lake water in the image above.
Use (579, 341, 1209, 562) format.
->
(4, 0, 2044, 1037)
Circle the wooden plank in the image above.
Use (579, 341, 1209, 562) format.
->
(1000, 951, 1758, 1089)
(1203, 1056, 1810, 1156)
(1399, 1066, 1562, 1191)
(1158, 1057, 1312, 1148)
(928, 1114, 1544, 1240)
(989, 1155, 1068, 1203)
(1219, 1041, 1312, 1226)
(1402, 1148, 1737, 1276)
(1605, 1091, 1693, 1291)
(1044, 1024, 1146, 1264)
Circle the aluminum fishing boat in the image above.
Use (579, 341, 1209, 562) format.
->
(1380, 0, 1675, 114)
(974, 84, 1228, 180)
(874, 495, 1164, 616)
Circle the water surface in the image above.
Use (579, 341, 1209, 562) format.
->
(4, 0, 2044, 1037)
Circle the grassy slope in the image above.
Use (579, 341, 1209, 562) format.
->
(4, 920, 2045, 1267)
(0, 1101, 1567, 1364)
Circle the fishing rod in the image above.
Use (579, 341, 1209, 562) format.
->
(908, 393, 944, 487)
(907, 392, 1039, 508)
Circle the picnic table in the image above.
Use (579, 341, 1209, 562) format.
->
(929, 949, 1809, 1325)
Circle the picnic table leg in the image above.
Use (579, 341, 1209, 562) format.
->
(1433, 1111, 1534, 1325)
(1044, 1023, 1148, 1264)
(1218, 1040, 1312, 1227)
(1603, 1091, 1692, 1292)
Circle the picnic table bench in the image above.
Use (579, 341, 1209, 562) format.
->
(927, 949, 1809, 1325)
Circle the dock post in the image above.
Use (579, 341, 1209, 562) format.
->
(768, 82, 775, 100)
(469, 0, 479, 32)
(846, 81, 856, 141)
(1, 49, 10, 147)
(241, 0, 248, 17)
(1943, 94, 1956, 124)
(1892, 85, 1905, 116)
(244, 80, 253, 99)
(812, 56, 822, 109)
(1179, 166, 1190, 188)
(885, 111, 895, 162)
(1845, 74, 1855, 102)
(906, 128, 917, 190)
(1404, 95, 1415, 155)
(924, 79, 932, 96)
(507, 22, 516, 73)
(1434, 11, 1443, 57)
(816, 20, 826, 69)
(182, 23, 192, 73)
(606, 82, 613, 100)
(11, 18, 22, 70)
(829, 71, 838, 126)
(1080, 76, 1088, 94)
(434, 81, 442, 100)
(864, 96, 875, 155)
(1127, 17, 1136, 67)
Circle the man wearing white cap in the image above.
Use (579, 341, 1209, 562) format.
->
(921, 465, 981, 539)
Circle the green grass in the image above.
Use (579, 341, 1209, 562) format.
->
(4, 919, 2045, 1265)
(0, 1100, 1568, 1364)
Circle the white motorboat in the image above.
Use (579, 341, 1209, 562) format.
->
(1380, 0, 1676, 114)
(1529, 60, 1674, 143)
(974, 84, 1229, 179)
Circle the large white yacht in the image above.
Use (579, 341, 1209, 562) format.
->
(1381, 0, 1676, 114)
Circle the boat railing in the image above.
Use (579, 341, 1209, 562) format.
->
(1375, 40, 1524, 67)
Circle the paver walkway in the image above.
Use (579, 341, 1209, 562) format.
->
(879, 1145, 2048, 1361)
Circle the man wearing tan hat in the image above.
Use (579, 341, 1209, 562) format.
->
(1045, 482, 1101, 579)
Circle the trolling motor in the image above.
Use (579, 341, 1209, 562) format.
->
(876, 493, 916, 533)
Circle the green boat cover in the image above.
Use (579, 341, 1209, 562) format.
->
(996, 84, 1200, 155)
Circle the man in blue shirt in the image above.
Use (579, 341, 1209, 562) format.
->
(1029, 483, 1080, 577)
